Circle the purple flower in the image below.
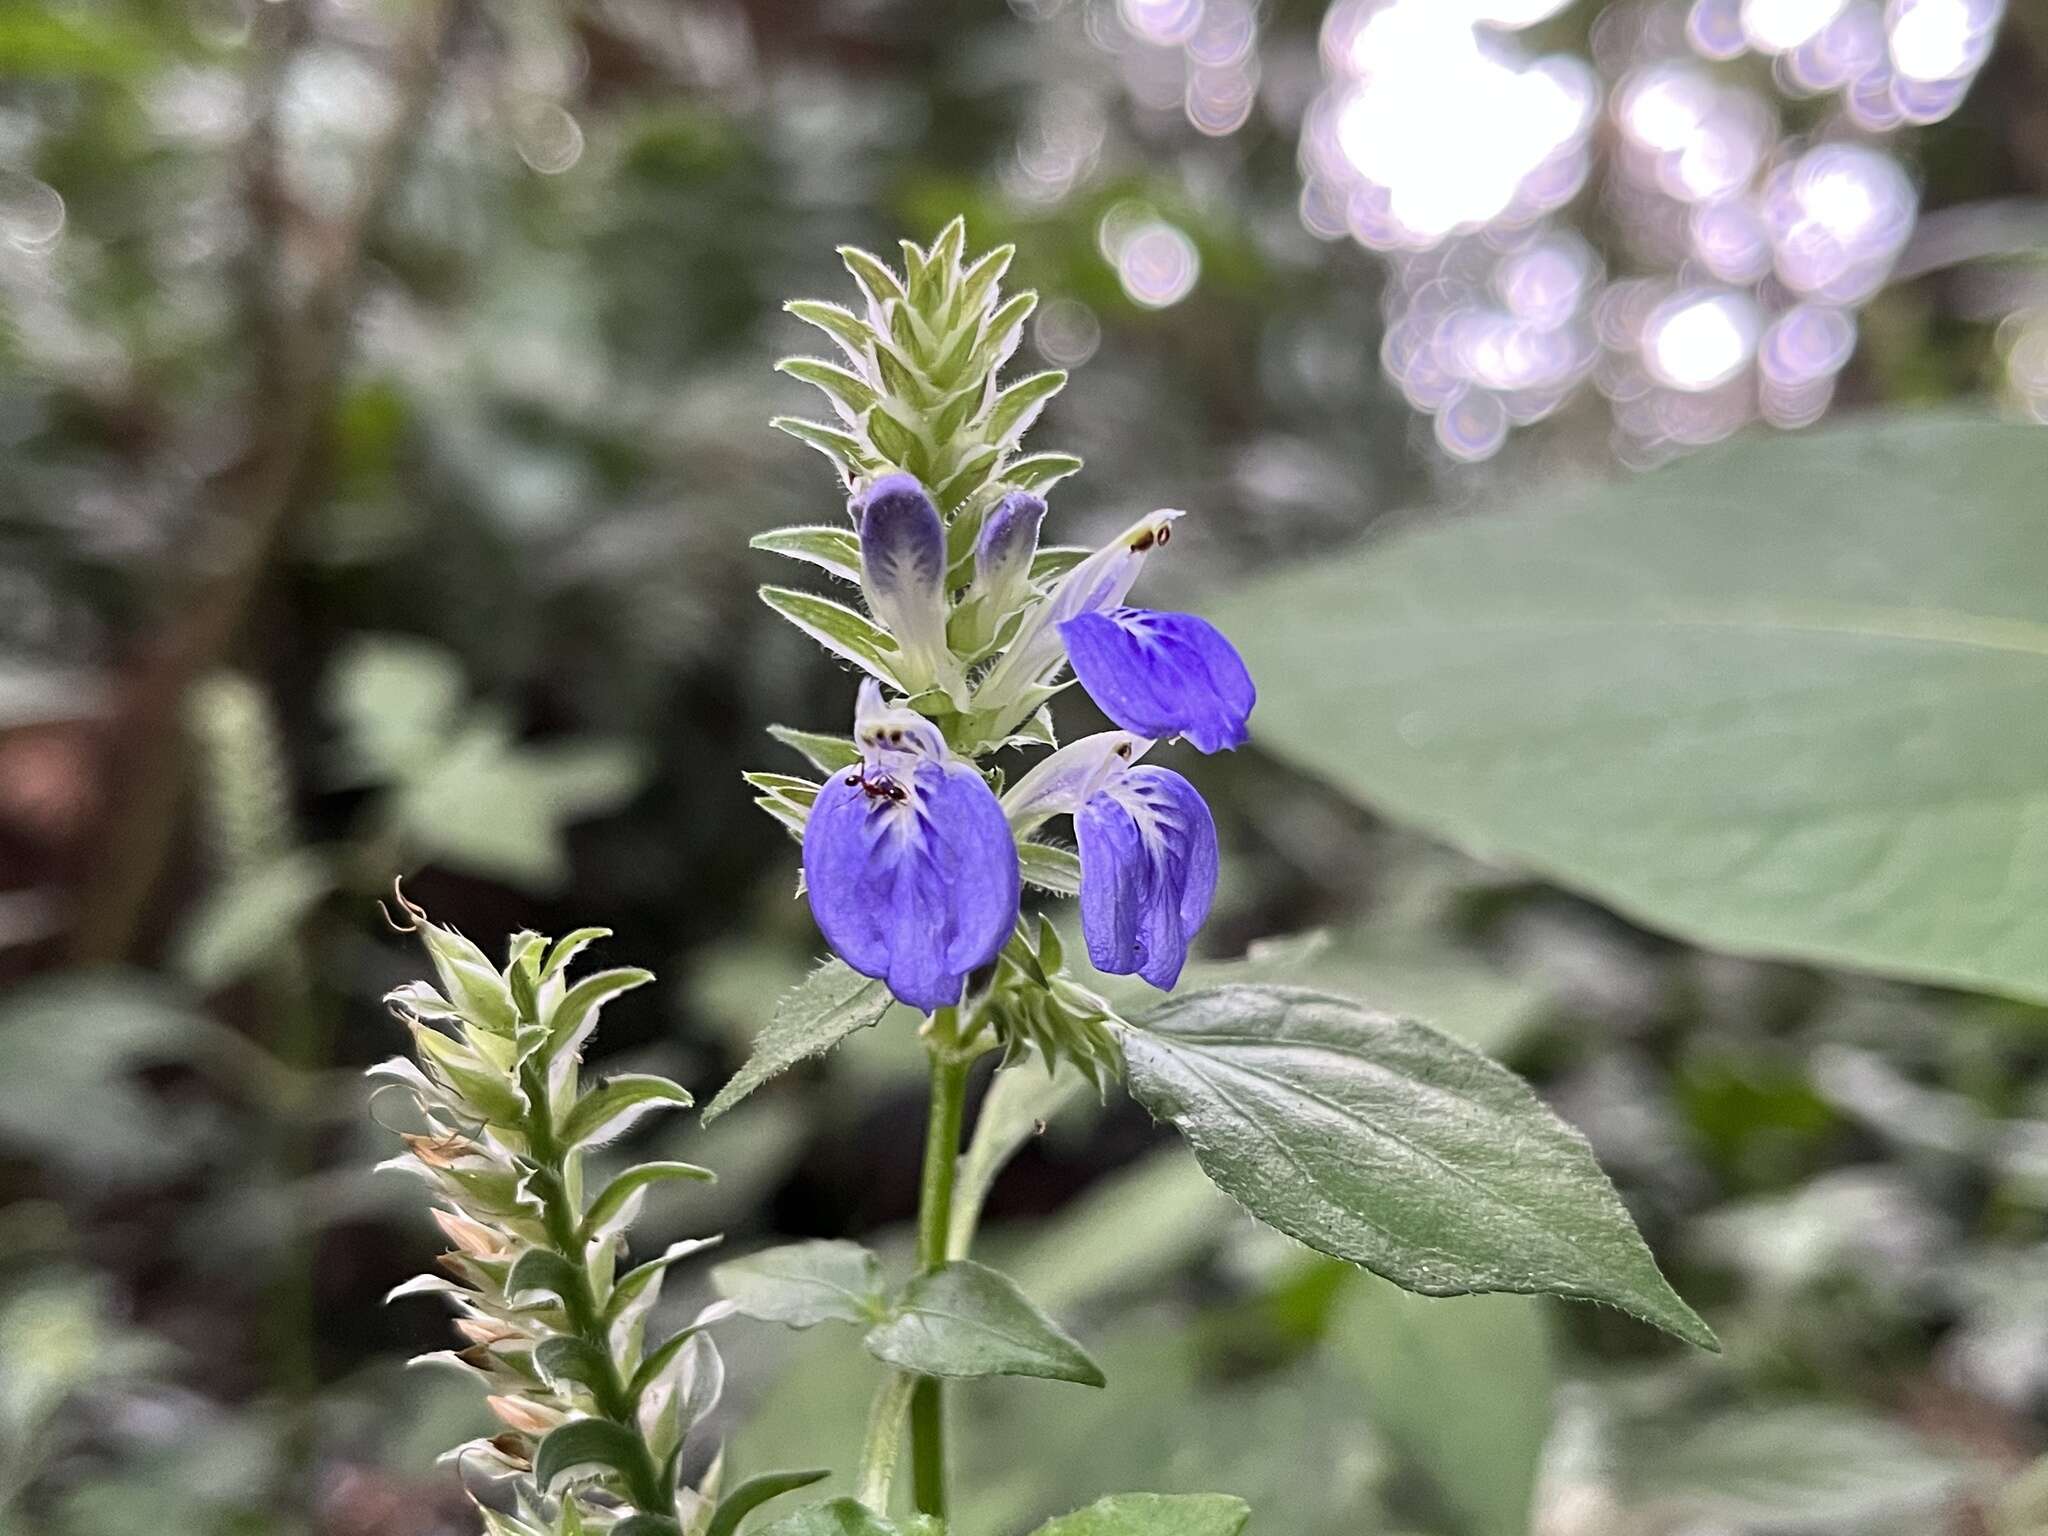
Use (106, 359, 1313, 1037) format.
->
(857, 473, 957, 695)
(1002, 732, 1218, 990)
(802, 681, 1019, 1012)
(1077, 765, 1218, 990)
(1060, 607, 1255, 753)
(971, 490, 1047, 612)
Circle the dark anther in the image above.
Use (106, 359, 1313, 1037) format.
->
(1131, 529, 1156, 552)
(1155, 524, 1171, 545)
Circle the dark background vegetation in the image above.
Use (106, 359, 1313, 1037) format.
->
(3, 0, 2048, 1532)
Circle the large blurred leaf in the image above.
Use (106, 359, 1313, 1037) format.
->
(1607, 1402, 1967, 1533)
(1219, 413, 2048, 1004)
(1331, 1274, 1553, 1536)
(323, 634, 644, 891)
(1118, 985, 1715, 1348)
(0, 974, 214, 1175)
(171, 850, 333, 988)
(1028, 1493, 1250, 1536)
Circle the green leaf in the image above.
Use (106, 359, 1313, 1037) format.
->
(582, 1161, 716, 1239)
(777, 358, 878, 421)
(839, 245, 906, 308)
(865, 406, 926, 476)
(772, 417, 873, 477)
(1332, 1273, 1553, 1536)
(506, 1249, 585, 1306)
(950, 1061, 1088, 1258)
(1116, 984, 1717, 1350)
(984, 371, 1066, 448)
(704, 1470, 832, 1536)
(413, 1027, 527, 1123)
(533, 1335, 613, 1393)
(540, 928, 611, 983)
(757, 1499, 937, 1536)
(785, 300, 875, 367)
(1218, 412, 2048, 1006)
(862, 1259, 1105, 1386)
(767, 726, 862, 775)
(1018, 841, 1082, 897)
(1611, 1403, 1964, 1528)
(712, 1240, 886, 1329)
(610, 1519, 681, 1536)
(1027, 1493, 1251, 1536)
(545, 966, 654, 1058)
(532, 1417, 648, 1490)
(173, 850, 333, 988)
(752, 526, 863, 585)
(702, 959, 894, 1123)
(607, 1237, 721, 1323)
(759, 586, 903, 685)
(559, 1074, 693, 1149)
(1005, 453, 1085, 492)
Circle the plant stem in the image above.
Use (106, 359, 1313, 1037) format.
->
(908, 1015, 971, 1521)
(855, 1369, 920, 1513)
(519, 1060, 670, 1515)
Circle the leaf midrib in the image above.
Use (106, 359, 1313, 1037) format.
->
(1151, 1032, 1610, 1272)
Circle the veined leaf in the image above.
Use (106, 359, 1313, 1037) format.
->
(712, 1240, 886, 1328)
(1027, 1493, 1251, 1536)
(759, 587, 903, 686)
(558, 1074, 693, 1149)
(1117, 984, 1716, 1350)
(752, 526, 863, 585)
(1218, 412, 2048, 1005)
(863, 1259, 1105, 1386)
(702, 959, 894, 1123)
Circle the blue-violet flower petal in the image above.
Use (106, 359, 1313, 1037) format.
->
(1076, 765, 1218, 990)
(802, 689, 1019, 1012)
(1060, 607, 1255, 753)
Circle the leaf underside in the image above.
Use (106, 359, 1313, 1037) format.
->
(1217, 412, 2048, 1005)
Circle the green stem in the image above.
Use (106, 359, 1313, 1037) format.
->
(855, 1369, 920, 1513)
(520, 1060, 670, 1516)
(908, 1017, 971, 1521)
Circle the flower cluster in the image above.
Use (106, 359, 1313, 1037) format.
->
(751, 223, 1254, 1050)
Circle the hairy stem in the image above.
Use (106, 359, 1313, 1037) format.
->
(855, 1368, 920, 1514)
(519, 1059, 670, 1516)
(908, 1015, 971, 1521)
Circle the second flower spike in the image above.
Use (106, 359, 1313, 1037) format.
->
(802, 680, 1020, 1012)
